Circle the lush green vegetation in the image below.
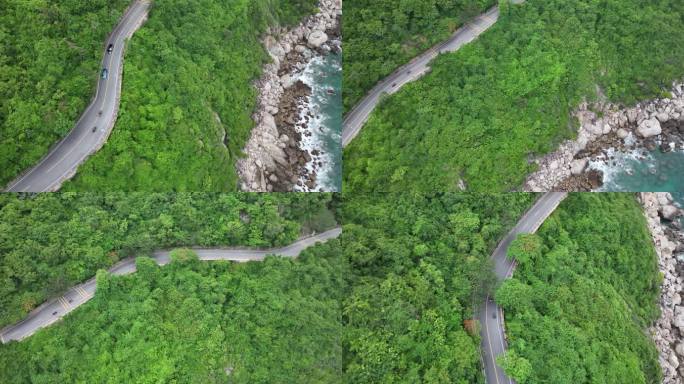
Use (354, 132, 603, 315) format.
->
(0, 192, 335, 328)
(340, 193, 534, 383)
(63, 0, 317, 190)
(0, 241, 342, 383)
(496, 193, 661, 383)
(0, 0, 130, 187)
(344, 0, 684, 192)
(343, 0, 496, 110)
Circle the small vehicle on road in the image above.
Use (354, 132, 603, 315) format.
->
(392, 82, 397, 87)
(101, 68, 108, 79)
(107, 43, 114, 54)
(92, 126, 97, 133)
(98, 110, 103, 116)
(52, 311, 58, 316)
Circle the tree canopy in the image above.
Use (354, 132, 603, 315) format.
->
(0, 192, 335, 328)
(496, 193, 662, 384)
(340, 192, 534, 383)
(344, 0, 684, 192)
(343, 0, 496, 110)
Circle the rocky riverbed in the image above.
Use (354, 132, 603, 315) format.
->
(640, 192, 684, 383)
(237, 0, 341, 192)
(525, 82, 684, 191)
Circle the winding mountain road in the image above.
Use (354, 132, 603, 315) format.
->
(479, 192, 566, 384)
(0, 227, 341, 343)
(5, 0, 151, 192)
(342, 1, 526, 147)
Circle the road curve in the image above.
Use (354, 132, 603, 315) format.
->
(479, 192, 566, 384)
(4, 0, 151, 192)
(341, 6, 501, 147)
(0, 227, 341, 343)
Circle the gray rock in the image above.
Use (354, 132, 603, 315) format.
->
(617, 128, 629, 139)
(601, 123, 612, 134)
(570, 158, 589, 175)
(656, 112, 670, 123)
(661, 204, 681, 220)
(676, 342, 684, 357)
(307, 30, 328, 48)
(627, 109, 638, 124)
(637, 118, 662, 138)
(669, 353, 679, 369)
(280, 74, 294, 89)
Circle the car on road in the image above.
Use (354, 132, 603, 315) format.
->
(92, 126, 97, 133)
(107, 43, 114, 54)
(101, 68, 108, 79)
(52, 311, 57, 316)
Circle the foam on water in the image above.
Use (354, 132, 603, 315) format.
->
(292, 52, 342, 192)
(592, 147, 684, 192)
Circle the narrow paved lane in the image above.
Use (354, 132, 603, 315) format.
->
(479, 192, 566, 384)
(342, 1, 528, 147)
(341, 6, 501, 147)
(0, 228, 341, 343)
(5, 0, 151, 192)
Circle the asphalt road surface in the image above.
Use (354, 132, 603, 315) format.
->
(341, 6, 501, 147)
(479, 192, 566, 384)
(5, 1, 151, 192)
(0, 228, 341, 343)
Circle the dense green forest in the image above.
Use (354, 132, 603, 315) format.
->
(340, 193, 534, 383)
(0, 0, 130, 187)
(0, 240, 342, 383)
(496, 193, 661, 383)
(343, 0, 496, 110)
(344, 0, 684, 192)
(64, 0, 317, 190)
(0, 0, 316, 190)
(0, 193, 335, 328)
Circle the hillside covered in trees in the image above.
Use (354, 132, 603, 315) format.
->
(0, 0, 318, 190)
(344, 0, 684, 192)
(0, 0, 130, 187)
(64, 0, 318, 190)
(497, 194, 661, 383)
(0, 241, 342, 383)
(0, 193, 335, 329)
(343, 0, 496, 110)
(340, 193, 535, 383)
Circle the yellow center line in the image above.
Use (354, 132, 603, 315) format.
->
(470, 23, 484, 35)
(75, 287, 86, 299)
(80, 287, 91, 298)
(59, 297, 69, 311)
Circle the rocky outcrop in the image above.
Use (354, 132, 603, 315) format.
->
(525, 81, 684, 191)
(640, 193, 684, 383)
(237, 0, 341, 192)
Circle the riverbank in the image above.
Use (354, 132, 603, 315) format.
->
(237, 0, 341, 192)
(525, 82, 684, 191)
(640, 192, 684, 383)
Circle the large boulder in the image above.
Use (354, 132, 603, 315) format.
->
(307, 30, 328, 48)
(570, 158, 589, 175)
(675, 306, 684, 332)
(637, 118, 662, 138)
(617, 128, 629, 139)
(660, 204, 681, 220)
